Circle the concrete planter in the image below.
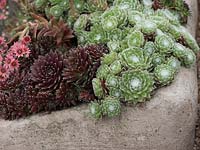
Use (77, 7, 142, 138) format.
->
(0, 1, 198, 150)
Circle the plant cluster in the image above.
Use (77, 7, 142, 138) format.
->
(85, 0, 199, 119)
(0, 0, 198, 120)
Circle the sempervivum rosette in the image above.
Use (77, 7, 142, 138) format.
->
(101, 97, 121, 117)
(31, 51, 64, 91)
(120, 70, 154, 103)
(89, 102, 102, 119)
(119, 48, 151, 70)
(154, 64, 176, 86)
(62, 44, 108, 86)
(155, 34, 174, 54)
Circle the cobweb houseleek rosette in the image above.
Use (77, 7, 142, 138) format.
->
(101, 97, 121, 117)
(120, 70, 154, 103)
(154, 64, 176, 86)
(155, 34, 175, 54)
(119, 48, 151, 70)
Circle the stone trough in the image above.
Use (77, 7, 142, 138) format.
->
(0, 0, 198, 150)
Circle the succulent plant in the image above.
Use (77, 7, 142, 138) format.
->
(101, 97, 121, 117)
(92, 78, 104, 98)
(62, 44, 108, 86)
(89, 102, 102, 119)
(120, 70, 154, 103)
(155, 34, 174, 54)
(166, 57, 181, 72)
(154, 64, 176, 86)
(119, 48, 151, 70)
(30, 51, 64, 91)
(127, 31, 145, 48)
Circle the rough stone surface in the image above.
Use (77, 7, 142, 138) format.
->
(0, 1, 198, 150)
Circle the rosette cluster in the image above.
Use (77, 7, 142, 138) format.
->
(86, 0, 199, 119)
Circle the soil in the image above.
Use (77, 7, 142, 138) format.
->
(193, 1, 200, 149)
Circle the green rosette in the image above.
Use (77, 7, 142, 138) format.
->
(154, 64, 176, 86)
(107, 28, 123, 41)
(182, 49, 196, 68)
(105, 75, 119, 88)
(180, 27, 200, 53)
(155, 34, 174, 54)
(74, 0, 85, 12)
(143, 42, 155, 56)
(107, 41, 121, 52)
(89, 11, 103, 25)
(168, 24, 182, 40)
(59, 0, 69, 9)
(120, 70, 154, 103)
(102, 6, 127, 26)
(149, 15, 170, 32)
(119, 48, 150, 70)
(141, 20, 157, 35)
(113, 0, 141, 10)
(101, 97, 121, 117)
(166, 57, 181, 72)
(156, 9, 180, 25)
(109, 60, 122, 75)
(86, 0, 108, 12)
(35, 0, 48, 9)
(87, 25, 107, 44)
(74, 14, 89, 31)
(101, 52, 118, 65)
(127, 31, 145, 48)
(50, 5, 64, 18)
(151, 53, 165, 68)
(109, 87, 122, 98)
(92, 78, 104, 98)
(101, 16, 118, 31)
(89, 102, 102, 119)
(128, 10, 144, 26)
(172, 43, 187, 59)
(96, 64, 110, 79)
(49, 0, 62, 5)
